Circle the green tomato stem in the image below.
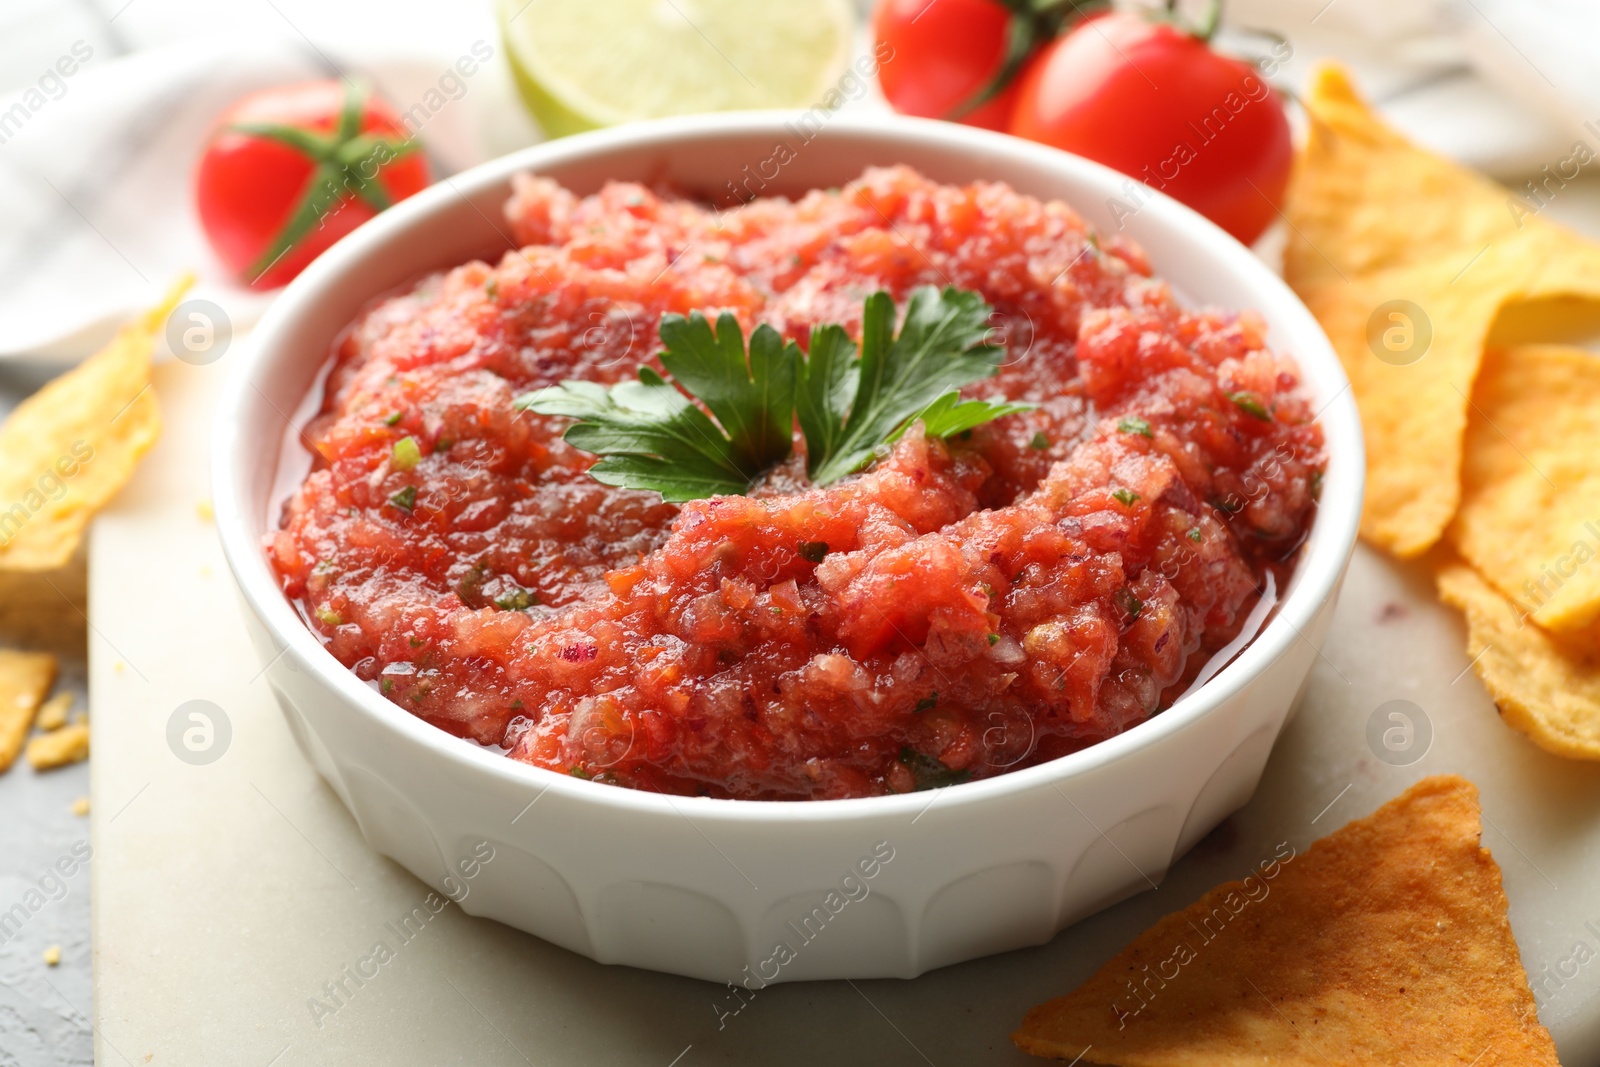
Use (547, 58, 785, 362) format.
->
(947, 0, 1112, 121)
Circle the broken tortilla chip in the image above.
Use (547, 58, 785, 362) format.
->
(0, 279, 186, 573)
(0, 649, 58, 773)
(1014, 776, 1556, 1066)
(1284, 64, 1600, 558)
(1450, 344, 1600, 633)
(1438, 561, 1600, 760)
(0, 547, 88, 656)
(26, 721, 89, 770)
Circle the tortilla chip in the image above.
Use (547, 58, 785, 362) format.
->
(1284, 65, 1600, 558)
(26, 721, 89, 770)
(1448, 345, 1600, 632)
(0, 279, 186, 572)
(1438, 561, 1600, 759)
(0, 546, 87, 655)
(1014, 776, 1556, 1065)
(0, 649, 58, 773)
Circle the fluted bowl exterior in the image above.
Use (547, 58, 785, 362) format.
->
(213, 112, 1362, 982)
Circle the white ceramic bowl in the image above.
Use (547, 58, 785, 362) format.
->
(213, 113, 1362, 984)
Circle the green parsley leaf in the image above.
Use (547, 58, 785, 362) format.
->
(657, 311, 798, 477)
(518, 287, 1034, 502)
(806, 287, 1013, 485)
(914, 692, 938, 713)
(1112, 487, 1140, 506)
(1186, 526, 1203, 542)
(1227, 391, 1273, 421)
(389, 485, 417, 512)
(384, 411, 403, 427)
(518, 373, 755, 501)
(1117, 415, 1153, 438)
(1029, 431, 1049, 450)
(898, 747, 969, 790)
(911, 391, 1036, 443)
(792, 322, 857, 479)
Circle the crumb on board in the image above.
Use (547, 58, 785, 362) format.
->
(71, 795, 90, 816)
(36, 691, 72, 731)
(27, 722, 89, 770)
(43, 945, 60, 966)
(196, 499, 214, 521)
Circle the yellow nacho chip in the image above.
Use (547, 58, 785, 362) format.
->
(1450, 345, 1600, 633)
(1438, 561, 1600, 759)
(0, 279, 187, 572)
(0, 547, 88, 655)
(1285, 65, 1600, 558)
(26, 721, 89, 770)
(0, 649, 58, 773)
(1013, 776, 1556, 1066)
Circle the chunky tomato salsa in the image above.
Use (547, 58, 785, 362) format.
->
(268, 166, 1324, 800)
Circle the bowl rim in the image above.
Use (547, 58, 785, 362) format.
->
(212, 109, 1364, 825)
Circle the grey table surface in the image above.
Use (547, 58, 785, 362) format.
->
(0, 362, 93, 1067)
(0, 674, 91, 1067)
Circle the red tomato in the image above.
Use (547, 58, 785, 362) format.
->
(1009, 12, 1291, 245)
(874, 0, 1027, 131)
(196, 80, 431, 289)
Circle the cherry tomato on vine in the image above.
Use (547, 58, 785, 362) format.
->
(873, 0, 1031, 131)
(195, 80, 431, 289)
(1008, 11, 1290, 245)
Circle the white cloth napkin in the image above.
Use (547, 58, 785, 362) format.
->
(1228, 0, 1594, 177)
(0, 17, 538, 362)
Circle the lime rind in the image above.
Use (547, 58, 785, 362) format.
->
(500, 0, 856, 135)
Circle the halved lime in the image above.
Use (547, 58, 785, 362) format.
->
(499, 0, 857, 137)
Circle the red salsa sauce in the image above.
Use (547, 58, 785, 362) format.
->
(268, 166, 1324, 800)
